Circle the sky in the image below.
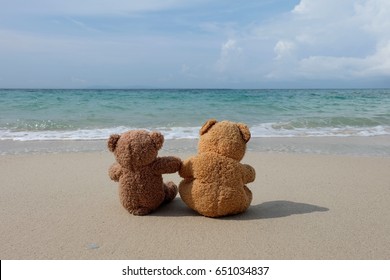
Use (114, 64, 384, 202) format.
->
(1, 0, 390, 89)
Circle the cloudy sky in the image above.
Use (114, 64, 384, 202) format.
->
(1, 0, 389, 88)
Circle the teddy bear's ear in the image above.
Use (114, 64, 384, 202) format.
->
(107, 134, 121, 152)
(200, 119, 217, 135)
(150, 131, 164, 150)
(237, 123, 251, 143)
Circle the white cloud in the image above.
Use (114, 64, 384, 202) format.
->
(274, 40, 295, 60)
(291, 0, 308, 14)
(208, 0, 390, 86)
(354, 0, 390, 38)
(262, 0, 390, 83)
(361, 41, 390, 76)
(216, 39, 243, 72)
(221, 39, 241, 56)
(292, 0, 356, 19)
(295, 41, 390, 80)
(298, 56, 362, 80)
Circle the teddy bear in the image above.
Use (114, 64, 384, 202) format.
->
(179, 119, 256, 217)
(108, 130, 181, 215)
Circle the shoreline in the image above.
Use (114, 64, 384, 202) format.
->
(1, 150, 390, 259)
(1, 135, 390, 156)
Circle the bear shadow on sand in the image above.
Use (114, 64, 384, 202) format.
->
(153, 199, 329, 220)
(222, 200, 329, 221)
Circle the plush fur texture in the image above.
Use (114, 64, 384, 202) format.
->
(179, 119, 256, 217)
(108, 130, 181, 215)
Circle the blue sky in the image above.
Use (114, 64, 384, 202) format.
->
(1, 0, 389, 88)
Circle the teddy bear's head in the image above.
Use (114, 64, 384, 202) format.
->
(108, 130, 164, 167)
(198, 119, 251, 161)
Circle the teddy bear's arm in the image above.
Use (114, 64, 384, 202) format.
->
(242, 164, 256, 184)
(152, 156, 182, 175)
(109, 163, 123, 182)
(179, 158, 195, 178)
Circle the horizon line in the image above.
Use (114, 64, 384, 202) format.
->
(1, 87, 390, 91)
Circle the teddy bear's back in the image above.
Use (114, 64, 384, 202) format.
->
(179, 152, 250, 217)
(193, 152, 243, 184)
(119, 166, 165, 212)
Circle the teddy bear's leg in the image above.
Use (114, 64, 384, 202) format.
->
(163, 181, 178, 203)
(130, 207, 153, 216)
(243, 185, 253, 209)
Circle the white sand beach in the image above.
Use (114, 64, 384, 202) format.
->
(1, 148, 389, 260)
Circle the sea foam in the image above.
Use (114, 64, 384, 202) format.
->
(1, 124, 389, 141)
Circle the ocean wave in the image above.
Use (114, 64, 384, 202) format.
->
(250, 123, 390, 137)
(1, 124, 390, 141)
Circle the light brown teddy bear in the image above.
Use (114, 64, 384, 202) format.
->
(179, 119, 256, 217)
(108, 130, 181, 215)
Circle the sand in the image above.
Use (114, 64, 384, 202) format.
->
(1, 150, 390, 259)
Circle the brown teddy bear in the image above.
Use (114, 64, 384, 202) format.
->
(179, 119, 256, 217)
(108, 130, 181, 215)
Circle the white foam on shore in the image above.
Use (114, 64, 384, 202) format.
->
(0, 126, 201, 141)
(250, 123, 390, 138)
(0, 124, 390, 141)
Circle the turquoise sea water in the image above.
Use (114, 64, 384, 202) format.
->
(1, 88, 389, 142)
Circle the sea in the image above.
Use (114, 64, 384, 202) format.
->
(1, 88, 389, 155)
